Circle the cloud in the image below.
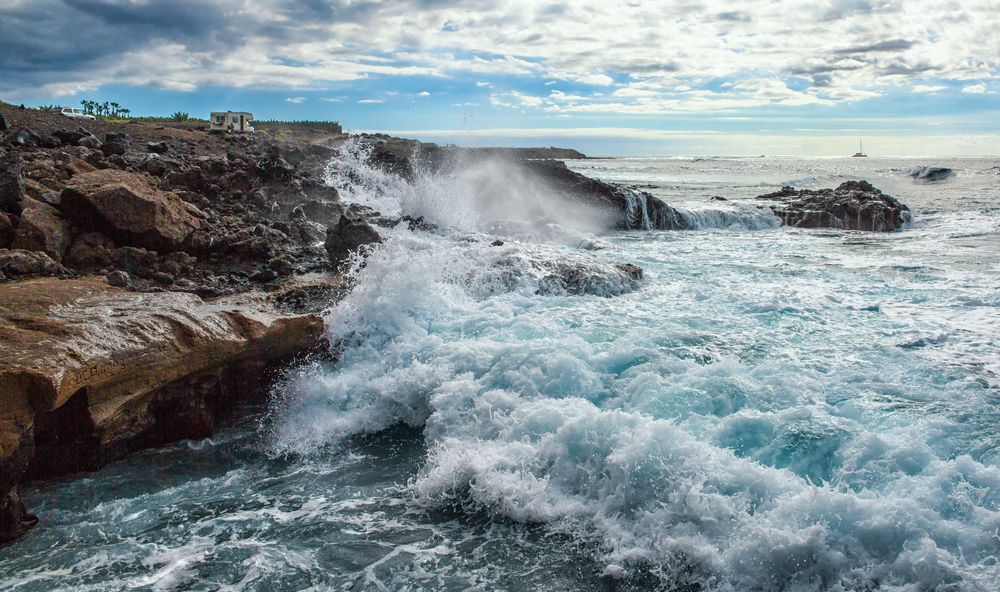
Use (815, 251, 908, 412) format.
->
(912, 84, 946, 93)
(358, 98, 385, 104)
(0, 0, 997, 117)
(418, 91, 431, 96)
(962, 83, 987, 94)
(285, 96, 305, 103)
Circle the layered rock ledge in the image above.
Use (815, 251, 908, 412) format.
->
(0, 276, 325, 542)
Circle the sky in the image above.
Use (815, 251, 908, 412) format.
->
(1, 0, 998, 156)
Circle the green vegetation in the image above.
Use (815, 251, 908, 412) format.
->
(255, 119, 341, 126)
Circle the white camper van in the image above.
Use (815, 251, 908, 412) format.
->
(210, 111, 254, 134)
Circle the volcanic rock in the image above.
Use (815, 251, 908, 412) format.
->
(0, 249, 70, 279)
(325, 214, 382, 267)
(61, 169, 202, 252)
(0, 212, 13, 249)
(10, 198, 72, 261)
(0, 149, 24, 215)
(756, 180, 910, 232)
(10, 128, 40, 147)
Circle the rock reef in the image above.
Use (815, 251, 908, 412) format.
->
(756, 180, 911, 232)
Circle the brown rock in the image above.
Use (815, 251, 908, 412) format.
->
(0, 212, 13, 249)
(0, 249, 70, 279)
(0, 277, 325, 541)
(0, 149, 24, 216)
(61, 169, 201, 252)
(11, 198, 72, 261)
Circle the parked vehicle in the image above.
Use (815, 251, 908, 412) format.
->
(57, 107, 96, 120)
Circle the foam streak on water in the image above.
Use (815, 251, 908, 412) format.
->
(3, 151, 999, 591)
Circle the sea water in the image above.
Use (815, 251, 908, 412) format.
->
(2, 149, 999, 591)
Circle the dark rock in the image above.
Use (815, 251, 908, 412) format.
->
(105, 154, 128, 170)
(325, 215, 382, 267)
(147, 141, 169, 154)
(106, 270, 130, 287)
(522, 159, 688, 230)
(252, 268, 278, 283)
(0, 113, 6, 131)
(39, 135, 61, 149)
(268, 256, 295, 276)
(256, 153, 296, 181)
(152, 271, 174, 285)
(756, 180, 911, 232)
(491, 239, 505, 247)
(65, 232, 115, 268)
(111, 246, 159, 277)
(10, 198, 73, 261)
(61, 169, 202, 252)
(615, 263, 643, 281)
(77, 135, 102, 150)
(0, 149, 25, 215)
(102, 132, 132, 157)
(0, 212, 13, 249)
(11, 128, 41, 147)
(52, 128, 91, 146)
(143, 154, 182, 177)
(0, 248, 70, 278)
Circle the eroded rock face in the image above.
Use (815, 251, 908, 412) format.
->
(0, 277, 325, 541)
(61, 169, 201, 252)
(757, 181, 911, 232)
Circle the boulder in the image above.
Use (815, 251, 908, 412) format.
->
(147, 141, 169, 154)
(756, 180, 911, 232)
(325, 214, 382, 267)
(61, 169, 202, 252)
(105, 270, 129, 287)
(76, 135, 102, 150)
(102, 132, 132, 157)
(10, 128, 40, 147)
(0, 113, 7, 131)
(65, 232, 115, 268)
(0, 149, 24, 215)
(10, 198, 72, 261)
(0, 249, 70, 279)
(0, 277, 325, 541)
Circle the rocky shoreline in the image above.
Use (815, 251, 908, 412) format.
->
(0, 101, 913, 544)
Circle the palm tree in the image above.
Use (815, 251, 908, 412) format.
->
(110, 102, 120, 118)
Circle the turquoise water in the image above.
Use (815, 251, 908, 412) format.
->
(2, 151, 999, 590)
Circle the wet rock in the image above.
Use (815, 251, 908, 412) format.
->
(61, 169, 202, 252)
(615, 263, 643, 281)
(522, 159, 688, 230)
(756, 180, 911, 232)
(10, 128, 41, 147)
(0, 249, 70, 279)
(256, 151, 296, 181)
(106, 269, 130, 287)
(10, 198, 73, 261)
(0, 149, 24, 215)
(324, 215, 382, 267)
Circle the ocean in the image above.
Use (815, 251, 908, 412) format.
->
(2, 149, 999, 591)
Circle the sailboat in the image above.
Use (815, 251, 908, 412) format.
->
(852, 139, 868, 158)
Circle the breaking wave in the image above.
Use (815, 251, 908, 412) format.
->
(268, 146, 1000, 590)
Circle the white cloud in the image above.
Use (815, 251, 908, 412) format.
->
(418, 91, 431, 96)
(358, 98, 385, 104)
(962, 83, 987, 94)
(913, 85, 947, 93)
(284, 96, 305, 103)
(576, 73, 614, 86)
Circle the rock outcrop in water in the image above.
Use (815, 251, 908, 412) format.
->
(0, 277, 325, 542)
(521, 159, 689, 230)
(756, 180, 911, 232)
